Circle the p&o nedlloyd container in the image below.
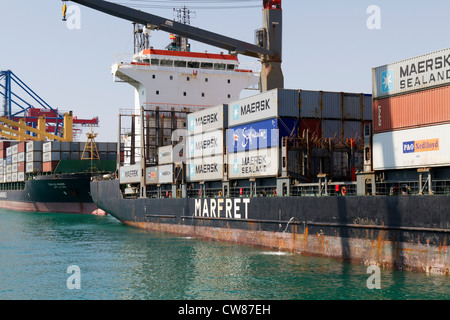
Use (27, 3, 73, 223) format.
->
(372, 47, 450, 99)
(372, 123, 450, 170)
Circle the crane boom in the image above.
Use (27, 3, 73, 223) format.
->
(69, 0, 271, 58)
(66, 0, 283, 91)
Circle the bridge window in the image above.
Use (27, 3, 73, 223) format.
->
(200, 62, 213, 69)
(227, 64, 235, 70)
(174, 60, 187, 68)
(151, 59, 160, 66)
(214, 63, 226, 70)
(160, 59, 173, 67)
(187, 61, 200, 68)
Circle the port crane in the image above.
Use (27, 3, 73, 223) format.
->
(0, 70, 99, 142)
(62, 0, 284, 92)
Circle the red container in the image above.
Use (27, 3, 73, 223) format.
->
(373, 84, 450, 133)
(17, 142, 25, 153)
(0, 141, 10, 150)
(299, 119, 322, 138)
(43, 161, 59, 172)
(18, 162, 25, 172)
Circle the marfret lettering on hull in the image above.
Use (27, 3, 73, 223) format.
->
(194, 198, 250, 219)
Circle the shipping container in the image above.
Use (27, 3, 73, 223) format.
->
(187, 104, 228, 135)
(18, 152, 25, 163)
(12, 144, 18, 154)
(186, 155, 224, 182)
(26, 162, 42, 173)
(26, 151, 42, 162)
(17, 172, 24, 182)
(43, 141, 60, 153)
(43, 161, 59, 172)
(43, 151, 61, 162)
(11, 172, 17, 182)
(0, 149, 6, 158)
(12, 163, 17, 173)
(322, 91, 342, 119)
(6, 164, 11, 174)
(145, 166, 158, 185)
(6, 147, 11, 157)
(227, 118, 298, 153)
(228, 89, 299, 127)
(299, 119, 322, 138)
(119, 163, 141, 184)
(228, 147, 279, 179)
(70, 152, 80, 160)
(158, 145, 173, 165)
(17, 142, 25, 153)
(373, 84, 450, 133)
(187, 129, 224, 159)
(0, 141, 11, 150)
(373, 47, 450, 99)
(372, 123, 450, 170)
(158, 164, 173, 184)
(60, 142, 71, 152)
(6, 173, 11, 183)
(18, 162, 25, 172)
(26, 141, 42, 152)
(12, 154, 17, 164)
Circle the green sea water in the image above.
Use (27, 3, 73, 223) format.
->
(0, 208, 449, 301)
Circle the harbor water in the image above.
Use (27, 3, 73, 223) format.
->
(1, 209, 449, 301)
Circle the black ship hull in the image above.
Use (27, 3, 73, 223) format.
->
(91, 179, 450, 274)
(0, 173, 104, 215)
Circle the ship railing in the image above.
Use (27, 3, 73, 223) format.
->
(291, 182, 357, 197)
(374, 179, 450, 196)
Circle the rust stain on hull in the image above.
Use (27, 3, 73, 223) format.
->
(124, 220, 450, 275)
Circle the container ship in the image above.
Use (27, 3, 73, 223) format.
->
(92, 46, 450, 275)
(0, 140, 117, 215)
(64, 0, 450, 274)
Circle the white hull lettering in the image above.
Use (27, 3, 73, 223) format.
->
(193, 198, 250, 219)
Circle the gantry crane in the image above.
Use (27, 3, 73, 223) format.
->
(62, 0, 284, 92)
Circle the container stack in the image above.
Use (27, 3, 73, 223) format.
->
(186, 104, 227, 182)
(0, 141, 10, 183)
(298, 90, 372, 139)
(227, 89, 299, 179)
(26, 141, 42, 173)
(372, 47, 450, 170)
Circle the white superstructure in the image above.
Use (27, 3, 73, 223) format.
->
(112, 48, 259, 164)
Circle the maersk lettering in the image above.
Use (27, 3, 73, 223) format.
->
(125, 169, 139, 178)
(195, 163, 218, 174)
(398, 54, 450, 90)
(195, 113, 218, 126)
(195, 138, 218, 150)
(194, 198, 250, 219)
(240, 99, 270, 116)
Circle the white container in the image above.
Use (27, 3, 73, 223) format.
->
(228, 89, 299, 126)
(6, 173, 11, 183)
(18, 152, 25, 163)
(145, 166, 158, 185)
(11, 144, 18, 154)
(11, 154, 17, 164)
(228, 147, 279, 179)
(373, 123, 450, 170)
(6, 164, 11, 174)
(43, 151, 61, 162)
(43, 141, 61, 153)
(119, 163, 141, 185)
(17, 172, 24, 182)
(187, 129, 223, 159)
(372, 47, 450, 99)
(6, 147, 12, 157)
(187, 104, 227, 135)
(158, 145, 173, 165)
(11, 172, 17, 182)
(26, 141, 43, 152)
(158, 164, 173, 184)
(186, 155, 224, 182)
(26, 162, 42, 173)
(12, 163, 17, 172)
(26, 151, 43, 162)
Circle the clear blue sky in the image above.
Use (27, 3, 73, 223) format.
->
(1, 0, 449, 141)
